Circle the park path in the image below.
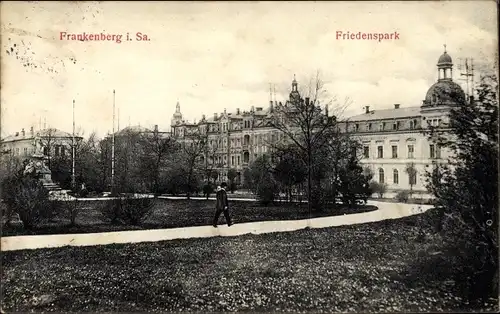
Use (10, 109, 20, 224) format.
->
(1, 198, 432, 252)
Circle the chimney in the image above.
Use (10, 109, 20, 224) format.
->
(251, 106, 255, 112)
(224, 108, 227, 115)
(21, 128, 25, 136)
(154, 124, 158, 132)
(15, 132, 19, 137)
(394, 104, 400, 109)
(214, 113, 217, 120)
(30, 126, 34, 135)
(236, 108, 240, 115)
(202, 114, 206, 120)
(365, 106, 370, 114)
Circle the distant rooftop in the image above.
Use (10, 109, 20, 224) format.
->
(2, 127, 77, 142)
(348, 106, 421, 122)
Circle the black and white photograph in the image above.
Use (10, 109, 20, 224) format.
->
(0, 1, 498, 312)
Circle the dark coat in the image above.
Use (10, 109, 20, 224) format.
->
(216, 188, 229, 210)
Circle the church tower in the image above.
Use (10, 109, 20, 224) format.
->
(170, 101, 183, 135)
(288, 74, 301, 103)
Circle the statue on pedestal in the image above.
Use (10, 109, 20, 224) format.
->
(23, 135, 53, 183)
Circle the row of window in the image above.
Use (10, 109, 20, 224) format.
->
(206, 151, 261, 167)
(378, 168, 417, 185)
(363, 144, 441, 159)
(206, 133, 283, 149)
(352, 120, 419, 133)
(10, 145, 67, 157)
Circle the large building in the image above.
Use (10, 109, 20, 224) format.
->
(346, 48, 465, 197)
(1, 127, 83, 160)
(171, 48, 466, 196)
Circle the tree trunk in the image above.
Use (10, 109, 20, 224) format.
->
(307, 153, 312, 214)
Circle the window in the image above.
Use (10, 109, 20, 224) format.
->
(237, 156, 241, 165)
(231, 156, 235, 165)
(363, 146, 370, 158)
(378, 168, 385, 184)
(391, 145, 398, 158)
(368, 123, 372, 131)
(430, 144, 436, 159)
(436, 145, 441, 159)
(355, 124, 359, 132)
(392, 122, 397, 130)
(55, 146, 60, 157)
(409, 120, 415, 129)
(379, 123, 384, 131)
(407, 145, 414, 159)
(377, 146, 383, 158)
(23, 147, 28, 156)
(393, 169, 399, 184)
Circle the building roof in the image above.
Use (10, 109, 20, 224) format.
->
(2, 128, 76, 142)
(116, 125, 152, 135)
(437, 51, 452, 65)
(423, 80, 465, 107)
(348, 106, 421, 122)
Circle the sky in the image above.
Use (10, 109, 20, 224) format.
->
(1, 1, 498, 139)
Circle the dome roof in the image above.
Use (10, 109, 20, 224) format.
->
(437, 51, 452, 65)
(424, 80, 465, 107)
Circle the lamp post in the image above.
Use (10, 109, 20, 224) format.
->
(72, 99, 76, 190)
(111, 90, 116, 195)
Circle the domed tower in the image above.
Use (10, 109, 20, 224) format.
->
(422, 46, 466, 108)
(289, 74, 301, 103)
(170, 101, 183, 133)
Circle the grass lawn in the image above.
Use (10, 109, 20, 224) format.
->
(1, 209, 497, 312)
(1, 199, 377, 236)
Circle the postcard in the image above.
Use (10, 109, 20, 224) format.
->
(1, 1, 498, 312)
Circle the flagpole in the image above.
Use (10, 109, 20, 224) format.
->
(111, 89, 116, 195)
(72, 99, 76, 189)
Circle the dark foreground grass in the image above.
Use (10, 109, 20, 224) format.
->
(2, 199, 376, 236)
(2, 209, 498, 312)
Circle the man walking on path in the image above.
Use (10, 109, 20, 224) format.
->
(213, 182, 232, 227)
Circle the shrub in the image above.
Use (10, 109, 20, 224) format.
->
(50, 197, 81, 226)
(395, 190, 410, 203)
(369, 181, 387, 198)
(120, 196, 156, 225)
(256, 181, 277, 206)
(99, 198, 124, 225)
(99, 196, 155, 225)
(202, 183, 214, 199)
(229, 182, 238, 193)
(7, 177, 52, 230)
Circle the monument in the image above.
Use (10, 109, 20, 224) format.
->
(23, 135, 57, 187)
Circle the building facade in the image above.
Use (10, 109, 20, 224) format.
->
(171, 49, 465, 195)
(1, 127, 83, 161)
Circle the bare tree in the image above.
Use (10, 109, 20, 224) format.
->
(139, 130, 177, 195)
(268, 72, 351, 213)
(405, 162, 417, 198)
(38, 128, 59, 170)
(178, 127, 209, 199)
